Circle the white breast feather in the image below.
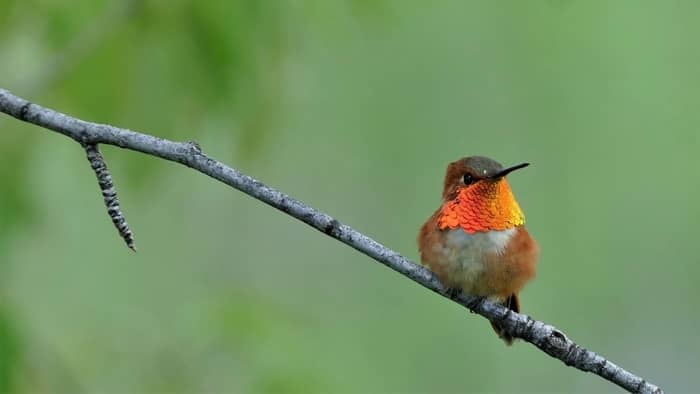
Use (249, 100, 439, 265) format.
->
(431, 228, 516, 292)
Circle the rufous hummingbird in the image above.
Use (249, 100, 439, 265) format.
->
(418, 156, 538, 345)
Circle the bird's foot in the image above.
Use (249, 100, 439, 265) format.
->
(466, 295, 487, 312)
(445, 287, 462, 299)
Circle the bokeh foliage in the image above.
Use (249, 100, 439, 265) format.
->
(1, 0, 699, 392)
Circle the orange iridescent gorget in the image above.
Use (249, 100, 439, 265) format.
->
(437, 178, 524, 234)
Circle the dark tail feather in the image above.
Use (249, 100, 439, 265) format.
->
(490, 293, 520, 346)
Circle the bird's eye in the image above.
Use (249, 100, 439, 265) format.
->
(463, 174, 475, 185)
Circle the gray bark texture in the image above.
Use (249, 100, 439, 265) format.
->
(0, 88, 663, 394)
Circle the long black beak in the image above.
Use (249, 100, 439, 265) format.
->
(487, 162, 530, 180)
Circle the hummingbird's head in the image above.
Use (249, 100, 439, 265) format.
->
(439, 156, 529, 233)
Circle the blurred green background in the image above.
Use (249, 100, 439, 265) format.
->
(1, 0, 698, 392)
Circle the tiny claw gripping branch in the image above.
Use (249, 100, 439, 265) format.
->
(83, 143, 136, 251)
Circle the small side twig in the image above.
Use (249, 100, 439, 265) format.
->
(83, 143, 135, 251)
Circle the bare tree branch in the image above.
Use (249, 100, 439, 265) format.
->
(0, 88, 663, 394)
